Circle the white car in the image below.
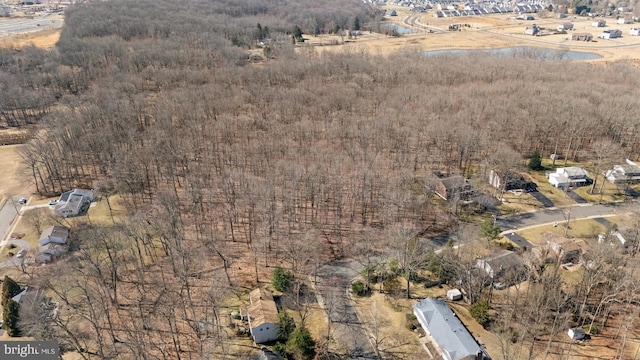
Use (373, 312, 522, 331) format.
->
(48, 200, 58, 206)
(18, 197, 27, 205)
(16, 249, 27, 258)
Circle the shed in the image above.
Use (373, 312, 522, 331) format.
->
(447, 289, 463, 301)
(568, 327, 586, 340)
(631, 28, 640, 36)
(592, 20, 606, 27)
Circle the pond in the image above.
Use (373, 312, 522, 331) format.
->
(383, 23, 416, 35)
(423, 46, 600, 60)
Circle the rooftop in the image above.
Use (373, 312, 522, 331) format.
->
(413, 298, 484, 360)
(248, 288, 279, 328)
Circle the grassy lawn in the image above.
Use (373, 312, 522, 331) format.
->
(498, 191, 543, 213)
(513, 219, 606, 246)
(528, 171, 576, 207)
(573, 181, 626, 203)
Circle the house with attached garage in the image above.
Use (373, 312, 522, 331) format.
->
(38, 225, 69, 246)
(413, 298, 489, 360)
(548, 167, 591, 188)
(557, 22, 573, 31)
(599, 29, 622, 39)
(247, 288, 279, 344)
(54, 189, 93, 218)
(435, 176, 474, 201)
(592, 19, 606, 27)
(605, 164, 640, 184)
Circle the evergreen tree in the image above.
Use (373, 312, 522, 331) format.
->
(528, 149, 543, 171)
(286, 326, 316, 360)
(2, 276, 21, 305)
(2, 299, 21, 336)
(353, 16, 361, 31)
(480, 218, 501, 242)
(277, 310, 296, 341)
(271, 267, 294, 292)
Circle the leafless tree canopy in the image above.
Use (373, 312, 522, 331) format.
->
(4, 0, 640, 358)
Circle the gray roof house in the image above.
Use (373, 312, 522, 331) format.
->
(38, 226, 69, 246)
(413, 298, 488, 360)
(605, 164, 640, 184)
(55, 189, 93, 218)
(476, 250, 528, 289)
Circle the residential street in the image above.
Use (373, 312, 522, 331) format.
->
(497, 203, 629, 233)
(315, 260, 377, 359)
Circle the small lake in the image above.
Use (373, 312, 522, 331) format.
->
(423, 46, 600, 61)
(384, 23, 416, 35)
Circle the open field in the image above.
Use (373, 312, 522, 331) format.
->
(0, 145, 30, 200)
(304, 9, 640, 64)
(512, 218, 608, 245)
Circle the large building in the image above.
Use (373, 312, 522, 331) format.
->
(413, 298, 488, 360)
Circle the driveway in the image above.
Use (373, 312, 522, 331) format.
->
(315, 261, 377, 359)
(0, 239, 32, 269)
(529, 190, 554, 208)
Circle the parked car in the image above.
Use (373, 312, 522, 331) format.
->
(16, 249, 26, 258)
(18, 197, 27, 205)
(48, 200, 58, 206)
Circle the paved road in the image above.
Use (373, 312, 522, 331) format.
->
(315, 260, 377, 359)
(0, 13, 63, 36)
(497, 203, 627, 233)
(0, 196, 25, 241)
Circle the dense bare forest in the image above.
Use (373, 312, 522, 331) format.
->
(2, 0, 640, 358)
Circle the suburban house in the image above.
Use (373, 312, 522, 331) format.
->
(572, 33, 593, 41)
(547, 238, 583, 264)
(557, 23, 573, 31)
(413, 298, 488, 360)
(617, 17, 633, 24)
(37, 243, 66, 264)
(55, 189, 93, 218)
(599, 29, 622, 39)
(489, 170, 537, 192)
(605, 164, 640, 184)
(38, 226, 69, 246)
(247, 288, 279, 344)
(592, 20, 606, 27)
(524, 24, 540, 35)
(476, 250, 527, 289)
(631, 28, 640, 36)
(548, 167, 591, 188)
(435, 176, 474, 201)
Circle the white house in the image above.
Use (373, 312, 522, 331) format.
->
(247, 288, 279, 344)
(630, 28, 640, 36)
(413, 298, 488, 360)
(599, 29, 622, 39)
(605, 164, 640, 184)
(38, 226, 69, 246)
(548, 167, 591, 188)
(55, 189, 93, 218)
(557, 23, 573, 31)
(617, 17, 633, 24)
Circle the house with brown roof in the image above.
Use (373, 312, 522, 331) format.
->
(434, 176, 474, 201)
(247, 288, 279, 344)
